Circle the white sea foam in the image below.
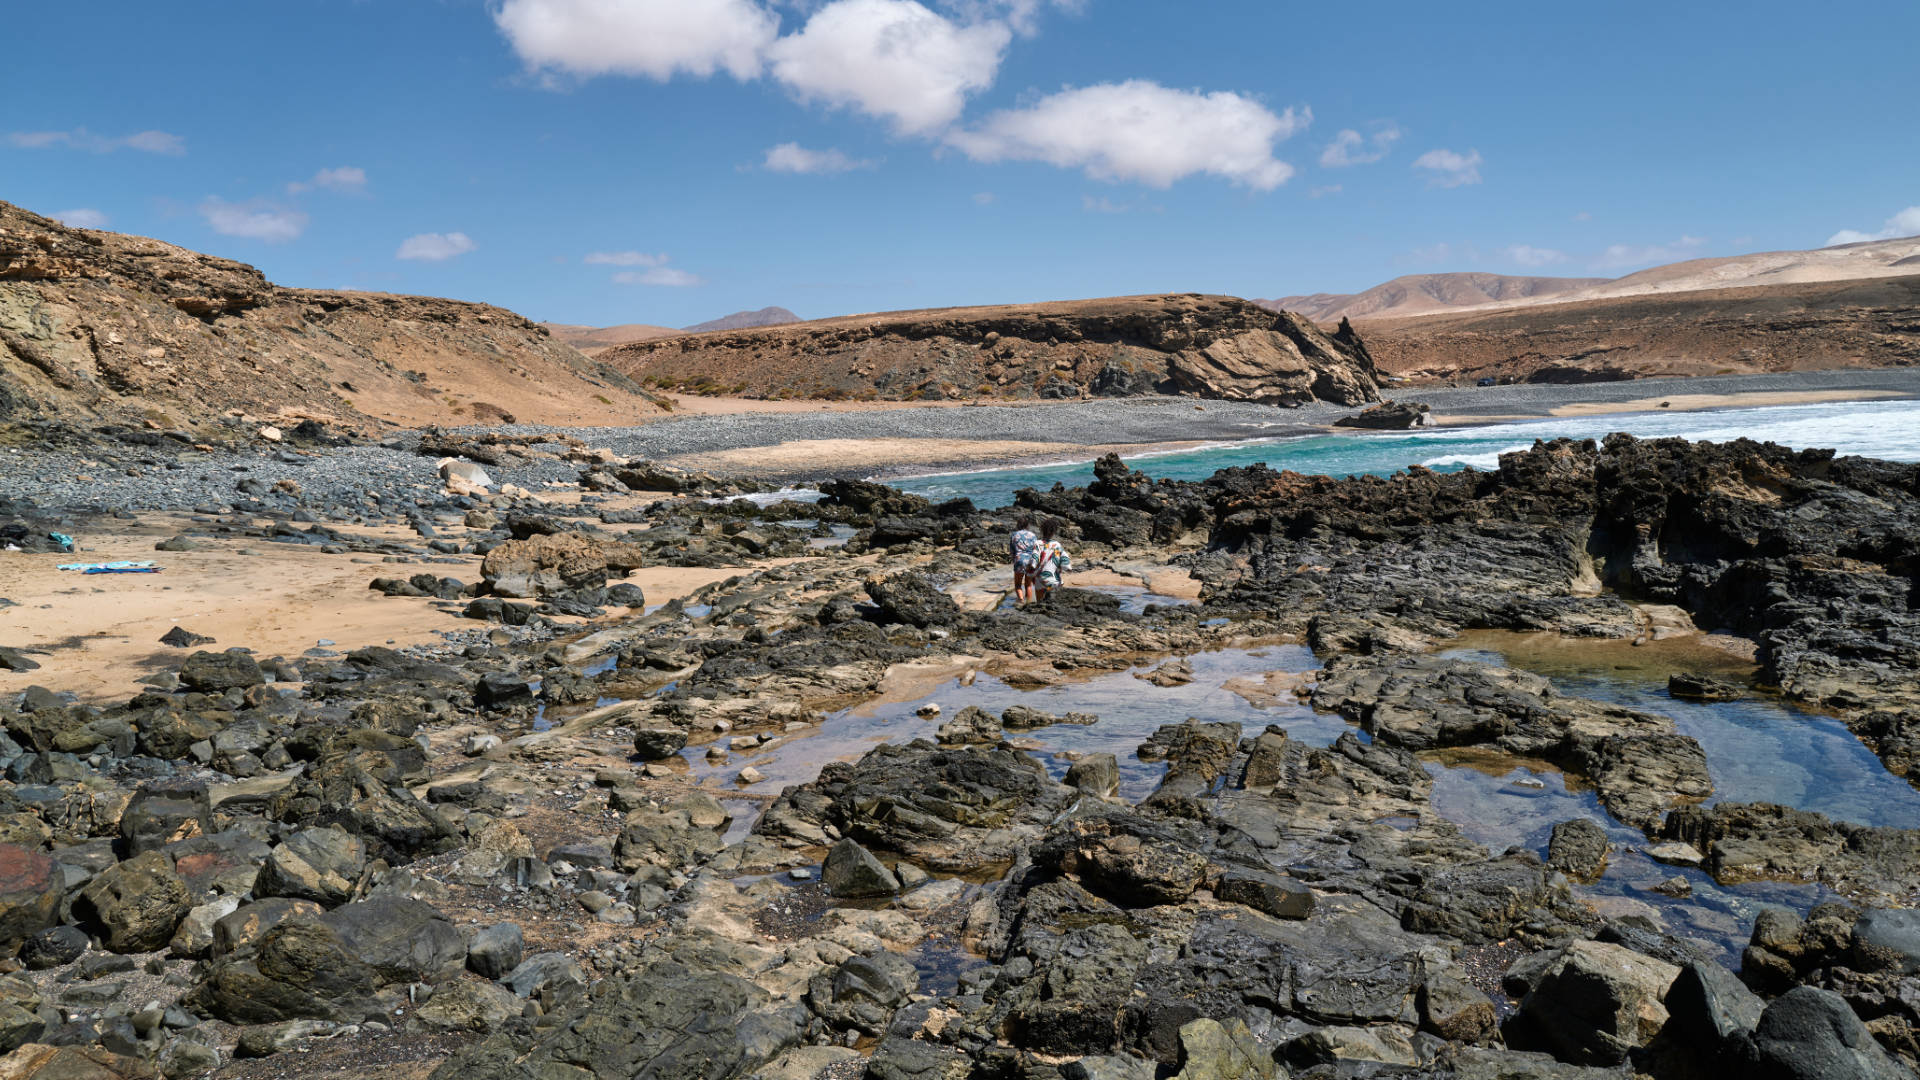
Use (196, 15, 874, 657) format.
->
(1418, 447, 1527, 470)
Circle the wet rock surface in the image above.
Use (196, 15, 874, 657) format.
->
(0, 429, 1915, 1079)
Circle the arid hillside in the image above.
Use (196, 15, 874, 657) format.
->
(598, 294, 1382, 406)
(1359, 273, 1920, 384)
(539, 321, 679, 357)
(1261, 272, 1612, 322)
(1479, 234, 1920, 310)
(0, 201, 666, 432)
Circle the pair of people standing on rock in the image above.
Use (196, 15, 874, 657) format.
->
(1009, 514, 1070, 602)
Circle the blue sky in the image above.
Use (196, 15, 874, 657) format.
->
(6, 0, 1917, 327)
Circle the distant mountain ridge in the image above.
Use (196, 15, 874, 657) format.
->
(1260, 235, 1920, 325)
(1258, 273, 1612, 322)
(682, 306, 800, 334)
(542, 306, 802, 356)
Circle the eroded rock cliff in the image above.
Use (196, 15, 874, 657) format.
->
(0, 201, 663, 431)
(600, 294, 1381, 406)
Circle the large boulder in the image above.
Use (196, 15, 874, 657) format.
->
(1849, 908, 1920, 974)
(269, 755, 458, 864)
(1546, 818, 1610, 882)
(865, 573, 961, 629)
(321, 897, 466, 985)
(1334, 399, 1432, 429)
(821, 839, 900, 899)
(428, 960, 796, 1080)
(1508, 940, 1681, 1064)
(1172, 1017, 1275, 1080)
(255, 828, 368, 906)
(756, 741, 1076, 872)
(0, 845, 62, 953)
(613, 805, 726, 873)
(1743, 986, 1910, 1080)
(191, 917, 380, 1024)
(177, 650, 264, 692)
(119, 782, 213, 855)
(75, 851, 192, 953)
(1661, 959, 1763, 1060)
(480, 532, 645, 599)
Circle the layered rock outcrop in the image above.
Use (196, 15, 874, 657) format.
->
(601, 294, 1381, 405)
(0, 200, 662, 430)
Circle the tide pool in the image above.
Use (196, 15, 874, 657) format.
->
(894, 398, 1920, 507)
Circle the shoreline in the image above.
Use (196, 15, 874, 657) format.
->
(2, 368, 1917, 513)
(637, 368, 1920, 485)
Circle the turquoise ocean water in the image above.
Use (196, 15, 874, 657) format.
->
(893, 398, 1920, 507)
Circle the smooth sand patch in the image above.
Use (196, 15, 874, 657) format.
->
(0, 515, 747, 702)
(1546, 388, 1906, 417)
(670, 437, 1185, 476)
(0, 519, 475, 702)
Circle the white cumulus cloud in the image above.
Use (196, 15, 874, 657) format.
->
(1503, 244, 1567, 267)
(585, 251, 669, 266)
(9, 128, 185, 155)
(1826, 205, 1920, 247)
(1593, 235, 1706, 270)
(397, 232, 477, 261)
(493, 0, 777, 80)
(949, 81, 1307, 190)
(1413, 148, 1481, 188)
(200, 198, 308, 243)
(53, 208, 109, 229)
(614, 267, 702, 287)
(1319, 125, 1399, 167)
(763, 142, 874, 174)
(287, 166, 367, 195)
(769, 0, 1010, 136)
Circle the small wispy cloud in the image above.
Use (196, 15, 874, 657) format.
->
(9, 127, 186, 155)
(1398, 241, 1470, 266)
(1593, 235, 1705, 270)
(763, 142, 875, 174)
(1413, 147, 1482, 188)
(1503, 244, 1568, 267)
(972, 191, 995, 205)
(1826, 205, 1920, 247)
(396, 232, 477, 261)
(1081, 194, 1162, 215)
(585, 251, 669, 266)
(1309, 184, 1342, 199)
(287, 166, 367, 195)
(53, 208, 109, 229)
(200, 197, 307, 243)
(1319, 124, 1399, 167)
(613, 267, 702, 287)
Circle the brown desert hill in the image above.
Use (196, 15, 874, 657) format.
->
(1357, 272, 1920, 384)
(682, 306, 800, 334)
(598, 294, 1382, 406)
(539, 321, 680, 357)
(0, 200, 666, 432)
(1463, 234, 1920, 312)
(1259, 272, 1613, 322)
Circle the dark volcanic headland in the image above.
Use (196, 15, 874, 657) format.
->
(2, 416, 1919, 1079)
(599, 294, 1383, 406)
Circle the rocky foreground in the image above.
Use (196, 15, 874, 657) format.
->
(0, 432, 1917, 1079)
